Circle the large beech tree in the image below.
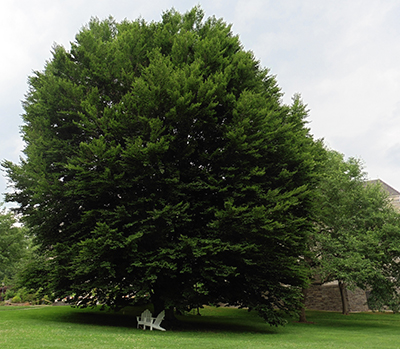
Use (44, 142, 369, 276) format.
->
(3, 7, 321, 325)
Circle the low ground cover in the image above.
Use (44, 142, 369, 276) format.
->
(0, 305, 399, 348)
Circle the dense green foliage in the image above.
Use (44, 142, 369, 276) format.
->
(0, 208, 28, 281)
(3, 7, 321, 325)
(312, 150, 400, 313)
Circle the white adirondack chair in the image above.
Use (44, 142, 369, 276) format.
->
(150, 310, 166, 331)
(136, 309, 153, 330)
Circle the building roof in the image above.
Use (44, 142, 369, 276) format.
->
(367, 179, 400, 196)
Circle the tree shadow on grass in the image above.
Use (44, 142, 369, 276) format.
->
(169, 315, 280, 334)
(44, 306, 280, 334)
(52, 308, 138, 329)
(25, 306, 400, 335)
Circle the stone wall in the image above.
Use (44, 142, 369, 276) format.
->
(305, 282, 369, 312)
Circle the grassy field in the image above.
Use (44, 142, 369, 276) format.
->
(0, 305, 400, 348)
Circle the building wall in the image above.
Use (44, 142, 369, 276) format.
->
(389, 195, 400, 212)
(305, 283, 369, 312)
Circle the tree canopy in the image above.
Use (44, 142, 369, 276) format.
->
(3, 7, 322, 325)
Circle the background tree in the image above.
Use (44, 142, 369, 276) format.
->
(311, 150, 400, 315)
(3, 7, 321, 326)
(365, 205, 400, 313)
(0, 207, 28, 282)
(12, 242, 54, 297)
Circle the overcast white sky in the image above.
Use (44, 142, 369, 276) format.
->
(2, 0, 400, 203)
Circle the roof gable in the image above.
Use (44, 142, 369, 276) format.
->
(367, 179, 400, 196)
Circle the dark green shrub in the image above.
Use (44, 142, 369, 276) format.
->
(5, 288, 15, 300)
(24, 293, 37, 304)
(16, 287, 28, 302)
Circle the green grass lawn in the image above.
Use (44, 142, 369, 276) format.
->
(0, 305, 400, 348)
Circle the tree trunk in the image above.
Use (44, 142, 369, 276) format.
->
(338, 280, 350, 315)
(152, 277, 176, 322)
(152, 292, 166, 316)
(298, 287, 308, 323)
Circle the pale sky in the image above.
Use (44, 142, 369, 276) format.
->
(2, 0, 400, 203)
